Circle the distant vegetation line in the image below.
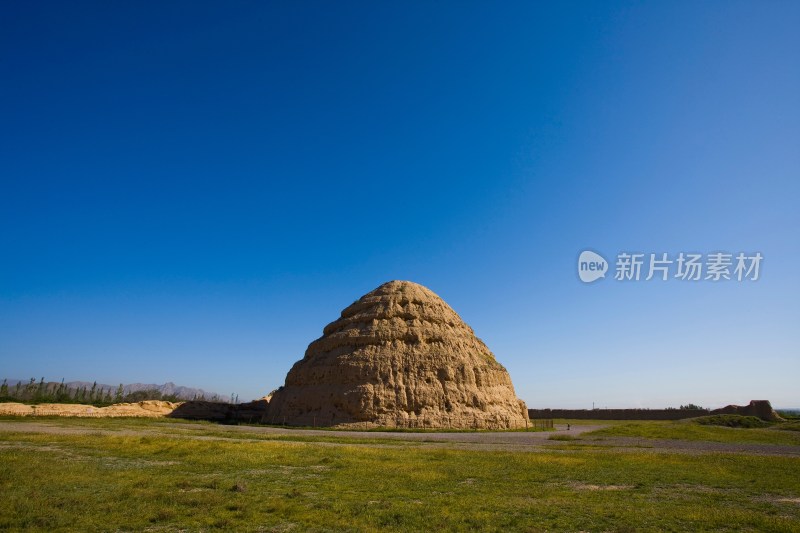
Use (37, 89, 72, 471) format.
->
(0, 378, 237, 406)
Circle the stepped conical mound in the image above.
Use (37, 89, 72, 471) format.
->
(267, 281, 529, 429)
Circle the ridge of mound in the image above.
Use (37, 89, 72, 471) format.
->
(711, 400, 784, 422)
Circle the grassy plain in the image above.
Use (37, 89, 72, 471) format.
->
(584, 418, 800, 446)
(1, 418, 799, 532)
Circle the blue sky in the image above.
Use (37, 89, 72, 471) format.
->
(1, 2, 798, 407)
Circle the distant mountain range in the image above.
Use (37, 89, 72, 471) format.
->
(3, 379, 224, 401)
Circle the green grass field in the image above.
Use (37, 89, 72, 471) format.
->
(1, 418, 799, 532)
(584, 418, 800, 446)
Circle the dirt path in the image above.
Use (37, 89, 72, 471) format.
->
(1, 420, 797, 457)
(164, 421, 605, 442)
(0, 420, 599, 444)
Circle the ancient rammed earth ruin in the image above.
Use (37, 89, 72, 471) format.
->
(266, 280, 530, 428)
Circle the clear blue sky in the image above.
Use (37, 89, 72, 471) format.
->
(2, 2, 798, 407)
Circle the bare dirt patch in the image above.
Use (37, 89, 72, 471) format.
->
(570, 483, 633, 491)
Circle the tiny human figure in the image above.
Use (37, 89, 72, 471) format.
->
(567, 424, 571, 431)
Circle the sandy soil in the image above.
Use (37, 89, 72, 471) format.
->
(0, 401, 178, 417)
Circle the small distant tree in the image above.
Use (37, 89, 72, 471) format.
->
(89, 381, 97, 402)
(115, 384, 124, 403)
(24, 378, 36, 400)
(57, 379, 70, 402)
(0, 379, 8, 398)
(124, 389, 161, 402)
(55, 378, 64, 400)
(14, 382, 22, 399)
(43, 381, 55, 402)
(35, 377, 46, 402)
(680, 404, 706, 411)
